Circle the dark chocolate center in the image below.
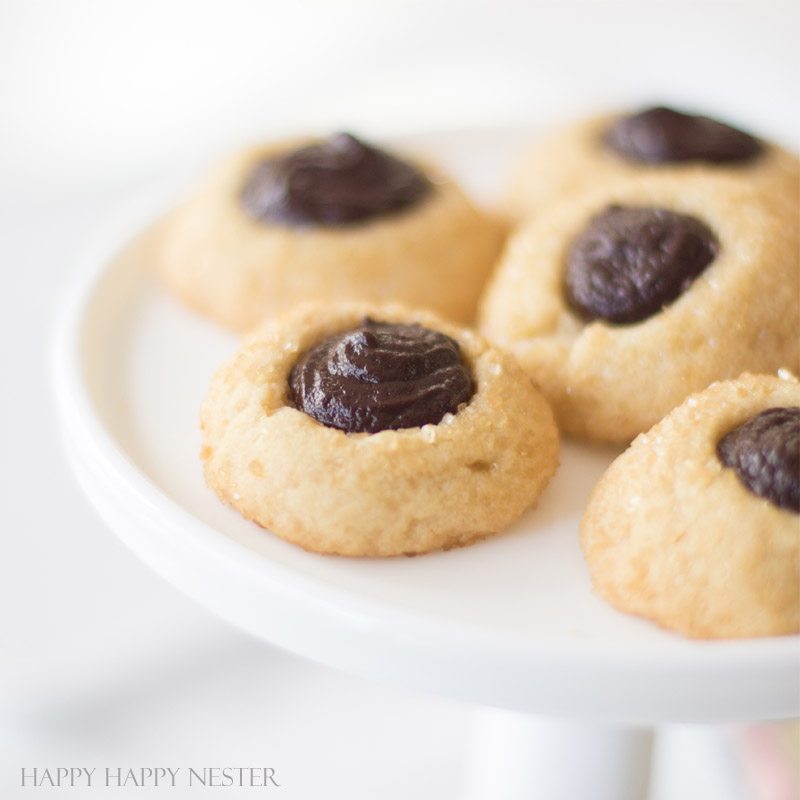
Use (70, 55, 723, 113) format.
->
(564, 205, 718, 324)
(717, 407, 800, 513)
(289, 318, 474, 434)
(240, 133, 431, 227)
(603, 106, 763, 165)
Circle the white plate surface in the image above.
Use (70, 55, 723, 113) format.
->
(53, 129, 800, 724)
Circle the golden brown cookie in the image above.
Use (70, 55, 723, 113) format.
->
(201, 302, 559, 556)
(507, 107, 799, 218)
(158, 133, 505, 332)
(581, 373, 800, 639)
(479, 172, 800, 444)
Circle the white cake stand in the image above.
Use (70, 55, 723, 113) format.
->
(52, 130, 800, 799)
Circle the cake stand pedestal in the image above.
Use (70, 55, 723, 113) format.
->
(463, 709, 654, 799)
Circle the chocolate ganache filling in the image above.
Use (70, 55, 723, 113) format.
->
(717, 407, 800, 513)
(604, 106, 763, 165)
(240, 133, 432, 227)
(564, 205, 719, 324)
(289, 319, 474, 433)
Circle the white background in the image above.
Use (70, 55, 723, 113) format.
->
(1, 1, 797, 797)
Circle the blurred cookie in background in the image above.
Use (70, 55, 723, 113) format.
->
(158, 132, 506, 332)
(507, 106, 799, 219)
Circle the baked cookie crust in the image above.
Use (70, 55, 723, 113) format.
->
(479, 173, 800, 444)
(506, 112, 799, 219)
(580, 373, 800, 639)
(158, 140, 506, 332)
(201, 302, 560, 556)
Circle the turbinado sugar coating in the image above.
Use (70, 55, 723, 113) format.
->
(564, 205, 718, 324)
(240, 133, 432, 227)
(717, 407, 800, 513)
(289, 318, 474, 433)
(579, 374, 800, 638)
(481, 170, 800, 443)
(201, 303, 560, 556)
(604, 106, 763, 165)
